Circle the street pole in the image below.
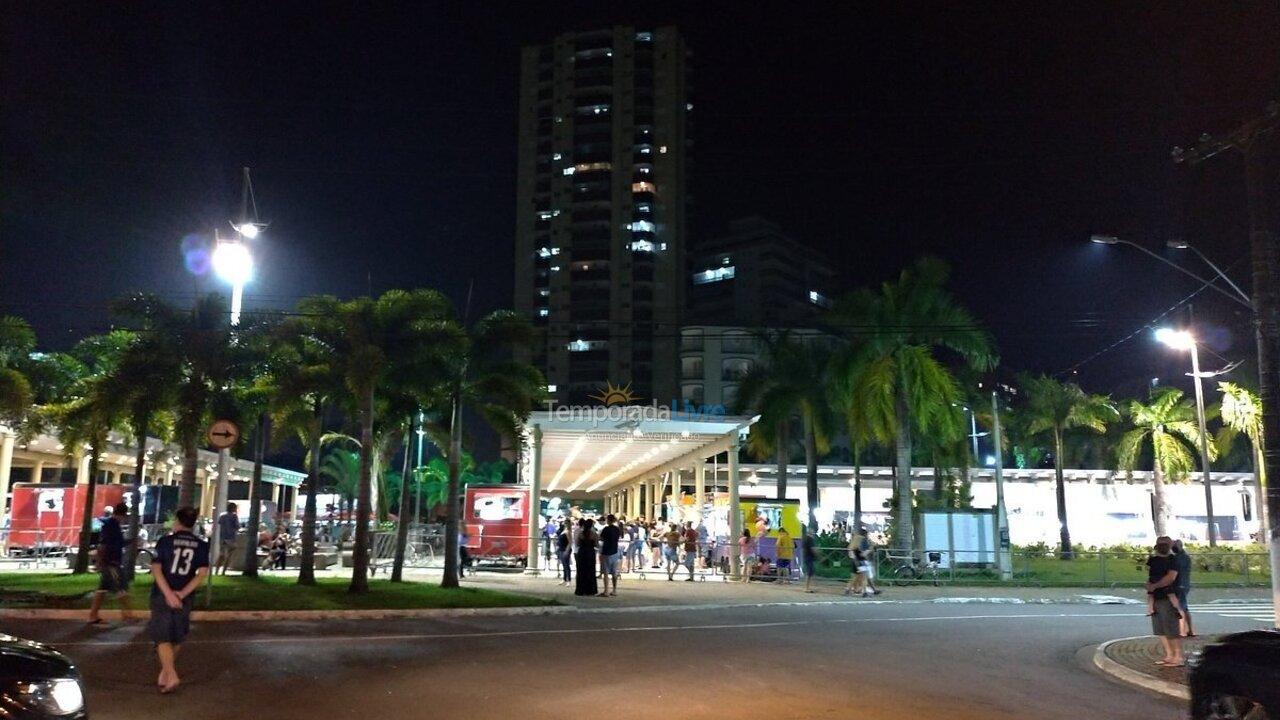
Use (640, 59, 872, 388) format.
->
(1175, 104, 1279, 627)
(991, 391, 1011, 580)
(1189, 343, 1217, 546)
(414, 410, 424, 528)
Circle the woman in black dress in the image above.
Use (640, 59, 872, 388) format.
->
(574, 518, 599, 596)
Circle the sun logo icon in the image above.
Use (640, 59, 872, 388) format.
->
(589, 380, 640, 406)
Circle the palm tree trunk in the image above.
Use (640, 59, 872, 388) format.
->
(350, 387, 375, 593)
(242, 414, 268, 578)
(178, 431, 198, 508)
(1152, 462, 1169, 537)
(73, 438, 102, 575)
(392, 420, 414, 582)
(126, 427, 147, 580)
(894, 389, 914, 551)
(853, 444, 863, 532)
(775, 422, 789, 500)
(1254, 443, 1269, 538)
(441, 386, 463, 589)
(1055, 428, 1074, 560)
(804, 414, 819, 533)
(298, 409, 323, 586)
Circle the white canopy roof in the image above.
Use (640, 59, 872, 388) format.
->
(525, 410, 756, 496)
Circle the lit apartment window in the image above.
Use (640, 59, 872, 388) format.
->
(576, 104, 611, 115)
(536, 209, 562, 220)
(547, 384, 558, 393)
(567, 339, 608, 352)
(537, 247, 561, 258)
(809, 290, 833, 308)
(563, 167, 575, 176)
(539, 289, 551, 297)
(632, 181, 656, 193)
(575, 162, 611, 172)
(628, 220, 656, 233)
(552, 152, 563, 161)
(636, 203, 652, 213)
(659, 145, 667, 153)
(629, 240, 655, 253)
(538, 308, 550, 317)
(636, 32, 653, 42)
(692, 266, 736, 285)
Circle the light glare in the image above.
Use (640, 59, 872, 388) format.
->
(212, 242, 253, 285)
(1155, 327, 1195, 350)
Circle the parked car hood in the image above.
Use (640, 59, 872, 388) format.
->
(0, 634, 78, 682)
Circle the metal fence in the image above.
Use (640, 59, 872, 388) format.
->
(804, 544, 1273, 588)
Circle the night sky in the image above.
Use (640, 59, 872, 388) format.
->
(4, 3, 1278, 399)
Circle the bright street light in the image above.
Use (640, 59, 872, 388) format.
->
(212, 241, 253, 286)
(1155, 327, 1219, 546)
(1154, 327, 1194, 351)
(235, 222, 260, 239)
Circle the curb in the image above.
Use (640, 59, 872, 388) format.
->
(1092, 637, 1190, 701)
(0, 604, 574, 622)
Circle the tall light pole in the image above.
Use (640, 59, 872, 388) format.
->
(1090, 235, 1252, 310)
(990, 391, 1012, 580)
(207, 167, 263, 596)
(1155, 328, 1218, 546)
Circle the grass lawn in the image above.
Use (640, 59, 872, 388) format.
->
(0, 573, 557, 612)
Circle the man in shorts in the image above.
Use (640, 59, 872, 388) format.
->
(215, 502, 239, 575)
(681, 521, 699, 581)
(149, 506, 210, 693)
(663, 523, 682, 581)
(598, 514, 622, 596)
(88, 504, 132, 624)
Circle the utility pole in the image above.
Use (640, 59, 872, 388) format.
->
(1175, 101, 1280, 627)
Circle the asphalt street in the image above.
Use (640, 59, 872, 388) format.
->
(8, 596, 1271, 720)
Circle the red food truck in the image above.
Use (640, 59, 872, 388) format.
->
(463, 485, 531, 566)
(5, 483, 127, 554)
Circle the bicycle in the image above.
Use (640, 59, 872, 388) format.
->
(890, 551, 942, 587)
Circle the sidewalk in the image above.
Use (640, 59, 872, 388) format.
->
(1093, 634, 1211, 700)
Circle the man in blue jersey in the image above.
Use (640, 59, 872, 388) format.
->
(87, 504, 133, 624)
(149, 506, 209, 694)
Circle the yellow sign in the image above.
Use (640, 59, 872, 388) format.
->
(589, 380, 640, 406)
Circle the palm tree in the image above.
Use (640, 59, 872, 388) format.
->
(51, 332, 134, 573)
(172, 294, 237, 508)
(829, 257, 996, 551)
(1117, 387, 1217, 537)
(437, 310, 545, 589)
(320, 448, 361, 518)
(735, 332, 799, 500)
(1219, 381, 1266, 536)
(269, 302, 346, 585)
(0, 316, 36, 425)
(1020, 374, 1118, 559)
(308, 289, 461, 594)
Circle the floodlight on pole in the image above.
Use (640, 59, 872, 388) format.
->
(1154, 327, 1219, 546)
(212, 238, 253, 326)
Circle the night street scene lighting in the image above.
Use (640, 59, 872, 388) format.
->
(2, 5, 1278, 719)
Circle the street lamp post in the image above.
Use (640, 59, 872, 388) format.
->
(1155, 328, 1218, 546)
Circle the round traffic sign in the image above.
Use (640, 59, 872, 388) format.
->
(207, 419, 240, 449)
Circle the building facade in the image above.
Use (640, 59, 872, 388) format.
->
(687, 216, 836, 328)
(514, 27, 690, 405)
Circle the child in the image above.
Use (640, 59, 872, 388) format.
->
(1145, 539, 1185, 621)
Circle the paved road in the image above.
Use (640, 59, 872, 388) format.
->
(6, 599, 1268, 720)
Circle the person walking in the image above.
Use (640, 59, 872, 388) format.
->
(573, 518, 599, 596)
(87, 504, 133, 625)
(149, 506, 210, 694)
(599, 514, 622, 596)
(1172, 539, 1195, 637)
(556, 520, 572, 585)
(1145, 536, 1185, 667)
(801, 527, 818, 593)
(739, 528, 755, 582)
(626, 519, 644, 572)
(214, 502, 239, 575)
(681, 521, 699, 581)
(775, 526, 794, 584)
(650, 521, 663, 569)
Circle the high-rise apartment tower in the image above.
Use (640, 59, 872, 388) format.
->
(514, 26, 689, 405)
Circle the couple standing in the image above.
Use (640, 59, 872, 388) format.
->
(1146, 536, 1194, 667)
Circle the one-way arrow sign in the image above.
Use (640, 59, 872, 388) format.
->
(207, 419, 240, 450)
